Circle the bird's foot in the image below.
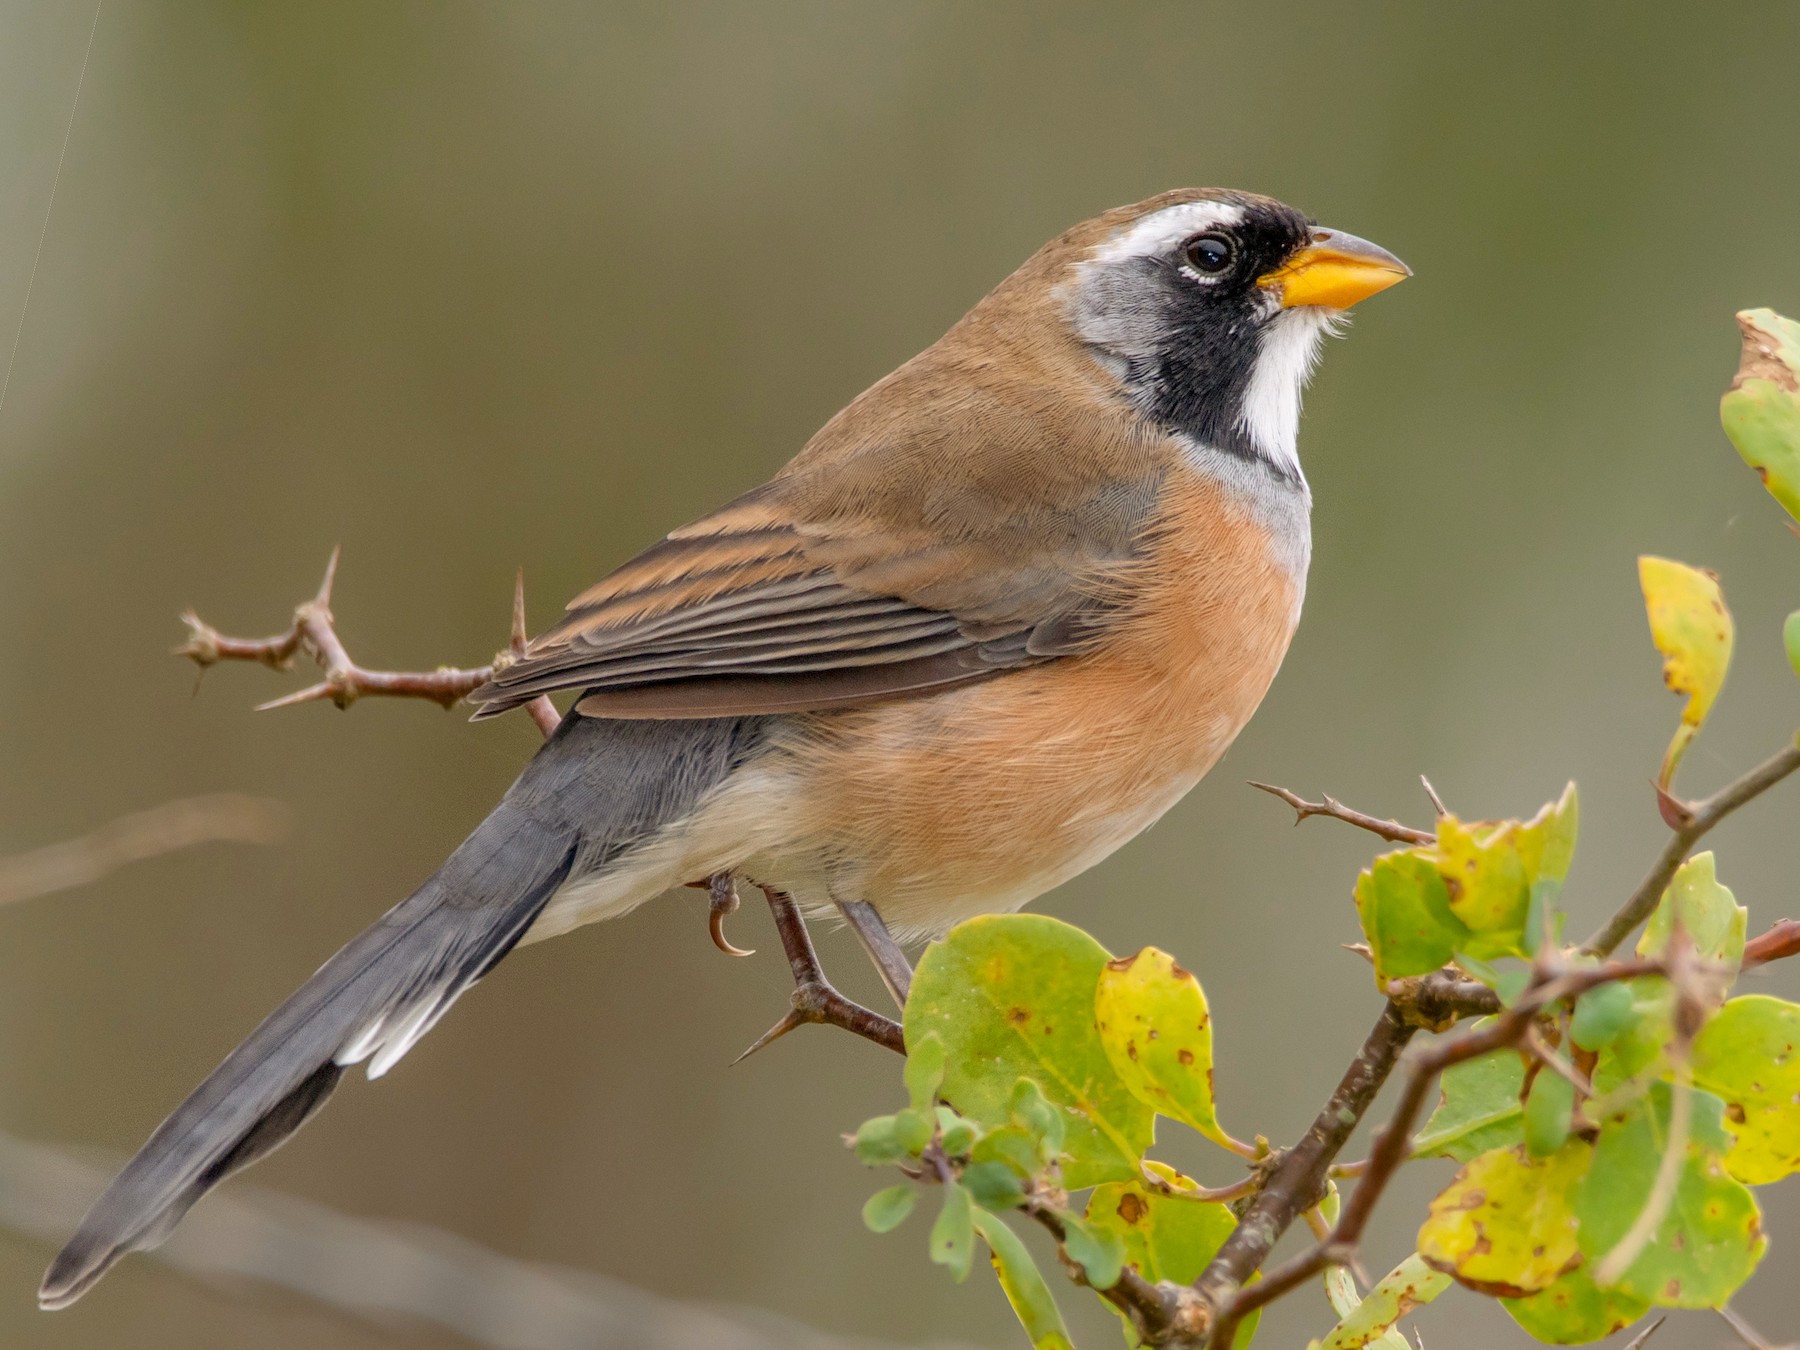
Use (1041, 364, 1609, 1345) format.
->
(733, 886, 904, 1061)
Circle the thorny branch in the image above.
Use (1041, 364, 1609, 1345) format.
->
(1247, 781, 1434, 845)
(177, 549, 561, 739)
(1582, 738, 1800, 957)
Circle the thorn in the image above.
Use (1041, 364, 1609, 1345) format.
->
(1342, 942, 1374, 964)
(315, 546, 341, 608)
(707, 871, 753, 957)
(1653, 780, 1694, 830)
(1621, 1315, 1667, 1350)
(1420, 774, 1448, 817)
(255, 682, 336, 712)
(1247, 780, 1310, 825)
(732, 1008, 804, 1064)
(510, 568, 529, 654)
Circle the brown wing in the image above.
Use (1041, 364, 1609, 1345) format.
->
(468, 482, 1120, 720)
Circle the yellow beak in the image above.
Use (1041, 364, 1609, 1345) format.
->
(1259, 228, 1410, 310)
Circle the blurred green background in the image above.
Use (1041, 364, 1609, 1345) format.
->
(2, 2, 1798, 1346)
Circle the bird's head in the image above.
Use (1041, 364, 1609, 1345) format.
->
(1060, 189, 1408, 483)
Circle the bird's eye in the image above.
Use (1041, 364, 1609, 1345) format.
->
(1182, 233, 1235, 275)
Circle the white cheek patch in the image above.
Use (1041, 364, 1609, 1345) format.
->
(1088, 201, 1248, 264)
(1237, 307, 1342, 482)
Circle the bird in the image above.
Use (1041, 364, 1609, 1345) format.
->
(40, 187, 1406, 1308)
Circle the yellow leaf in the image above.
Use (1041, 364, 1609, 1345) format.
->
(1094, 947, 1231, 1149)
(1637, 556, 1733, 790)
(1418, 1143, 1591, 1297)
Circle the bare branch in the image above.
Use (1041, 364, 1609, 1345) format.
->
(1582, 739, 1800, 957)
(1248, 782, 1434, 846)
(0, 795, 286, 908)
(177, 551, 560, 738)
(1743, 917, 1800, 969)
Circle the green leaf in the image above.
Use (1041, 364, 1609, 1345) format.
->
(1570, 982, 1636, 1052)
(1525, 1069, 1576, 1158)
(1085, 1165, 1237, 1282)
(906, 915, 1153, 1188)
(854, 1112, 929, 1165)
(1719, 307, 1800, 523)
(1575, 1083, 1765, 1307)
(1637, 556, 1734, 791)
(1691, 994, 1800, 1184)
(1355, 849, 1470, 983)
(905, 1032, 947, 1112)
(961, 1160, 1027, 1211)
(1637, 851, 1747, 973)
(1785, 611, 1800, 679)
(1413, 1037, 1526, 1162)
(1590, 976, 1676, 1096)
(1314, 1254, 1450, 1350)
(971, 1125, 1043, 1182)
(1418, 1142, 1591, 1297)
(1094, 946, 1230, 1147)
(972, 1208, 1075, 1350)
(862, 1185, 917, 1233)
(1501, 1263, 1651, 1345)
(937, 1105, 979, 1158)
(1010, 1078, 1066, 1159)
(1512, 783, 1580, 888)
(1491, 964, 1533, 1006)
(1058, 1211, 1126, 1291)
(929, 1180, 977, 1283)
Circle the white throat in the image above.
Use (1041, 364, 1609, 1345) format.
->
(1237, 307, 1341, 483)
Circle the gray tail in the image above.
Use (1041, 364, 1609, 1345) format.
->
(40, 713, 765, 1309)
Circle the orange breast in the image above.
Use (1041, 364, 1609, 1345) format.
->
(762, 470, 1305, 938)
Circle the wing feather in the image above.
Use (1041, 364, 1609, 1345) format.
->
(470, 416, 1163, 720)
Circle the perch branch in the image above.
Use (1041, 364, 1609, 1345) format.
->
(177, 549, 560, 738)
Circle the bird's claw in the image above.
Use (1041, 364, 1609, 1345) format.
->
(706, 871, 753, 957)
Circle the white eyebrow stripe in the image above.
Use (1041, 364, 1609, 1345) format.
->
(1088, 201, 1247, 264)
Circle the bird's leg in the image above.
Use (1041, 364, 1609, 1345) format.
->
(836, 899, 912, 1010)
(734, 887, 904, 1061)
